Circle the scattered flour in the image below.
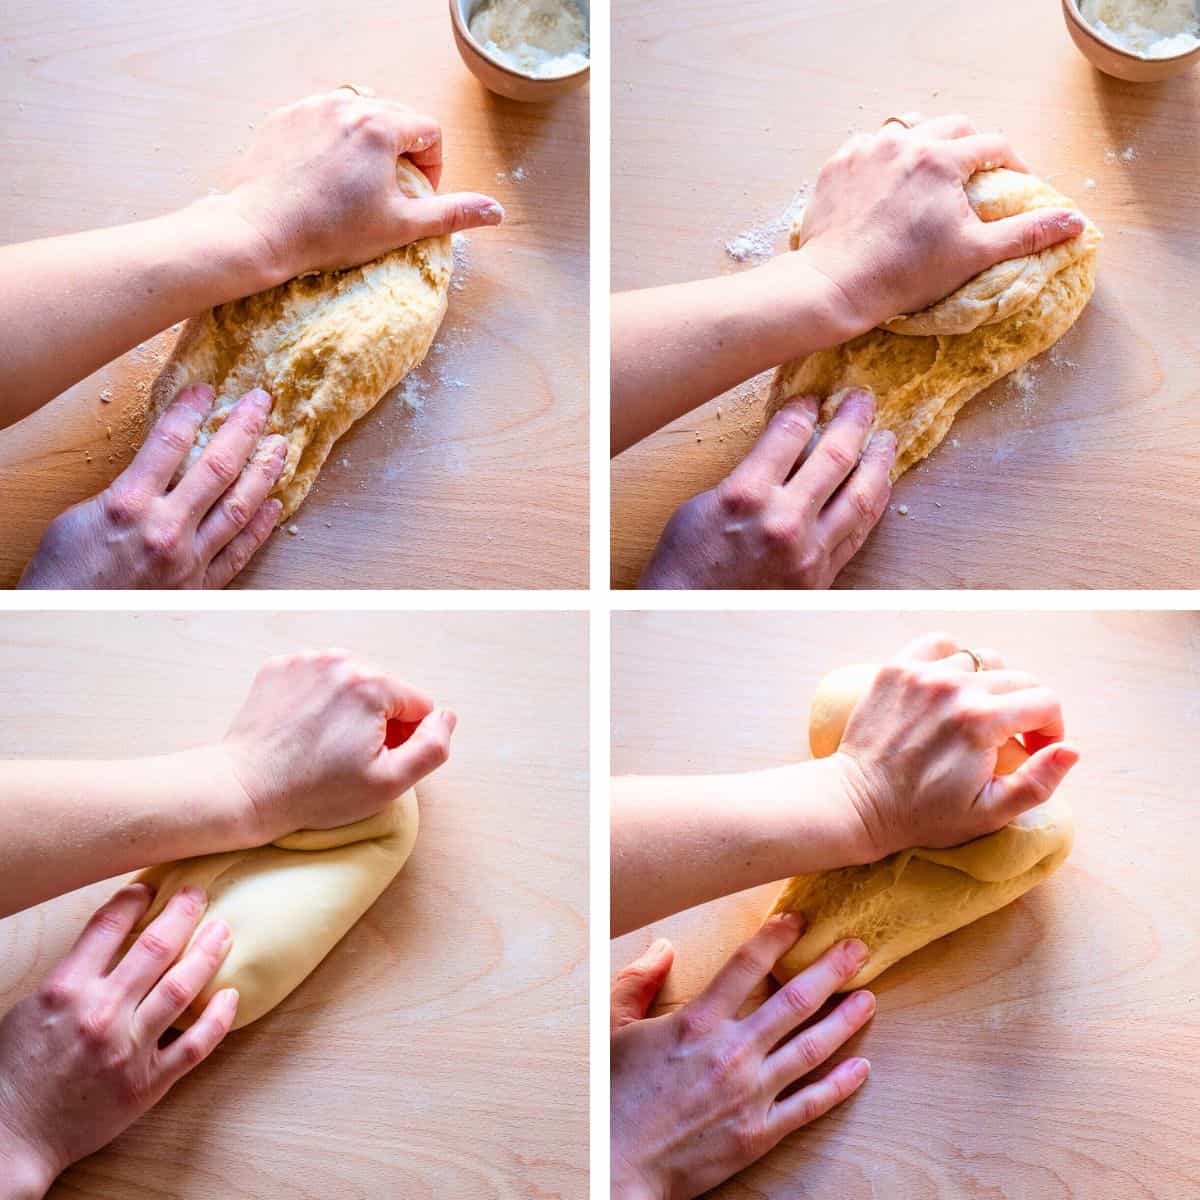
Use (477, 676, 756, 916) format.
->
(723, 186, 811, 264)
(451, 231, 471, 292)
(1078, 0, 1200, 57)
(497, 165, 529, 184)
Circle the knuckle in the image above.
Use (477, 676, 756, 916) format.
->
(102, 485, 146, 528)
(759, 514, 800, 555)
(731, 943, 770, 980)
(675, 1004, 715, 1042)
(156, 422, 195, 456)
(38, 975, 77, 1012)
(136, 929, 175, 965)
(779, 981, 817, 1020)
(820, 439, 859, 476)
(793, 547, 827, 586)
(771, 409, 814, 442)
(158, 973, 193, 1012)
(220, 494, 253, 529)
(792, 1031, 824, 1072)
(116, 1071, 155, 1108)
(177, 1036, 208, 1069)
(142, 521, 184, 566)
(716, 477, 769, 518)
(201, 451, 241, 488)
(77, 1001, 117, 1047)
(733, 1118, 769, 1160)
(706, 1040, 750, 1087)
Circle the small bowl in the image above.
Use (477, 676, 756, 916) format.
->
(450, 0, 590, 102)
(1062, 0, 1200, 81)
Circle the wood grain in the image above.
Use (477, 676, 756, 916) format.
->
(611, 0, 1200, 589)
(611, 610, 1200, 1198)
(0, 0, 589, 589)
(0, 611, 588, 1198)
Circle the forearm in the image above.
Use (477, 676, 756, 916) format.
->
(0, 748, 256, 917)
(610, 756, 872, 937)
(0, 196, 283, 429)
(609, 253, 862, 456)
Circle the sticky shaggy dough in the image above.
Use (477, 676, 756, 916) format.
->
(128, 791, 418, 1031)
(768, 169, 1101, 481)
(147, 159, 452, 522)
(768, 664, 1074, 989)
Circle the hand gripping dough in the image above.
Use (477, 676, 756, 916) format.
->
(768, 665, 1074, 989)
(768, 169, 1101, 480)
(128, 791, 418, 1030)
(147, 159, 452, 522)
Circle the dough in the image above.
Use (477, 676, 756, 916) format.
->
(129, 790, 419, 1030)
(769, 665, 1074, 989)
(147, 159, 452, 522)
(768, 169, 1101, 480)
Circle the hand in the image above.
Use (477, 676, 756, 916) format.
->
(220, 648, 456, 842)
(0, 883, 238, 1197)
(640, 390, 894, 589)
(19, 384, 287, 590)
(611, 915, 875, 1200)
(217, 88, 504, 282)
(834, 633, 1081, 861)
(758, 113, 1087, 338)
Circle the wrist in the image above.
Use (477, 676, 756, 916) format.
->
(826, 751, 889, 863)
(611, 1150, 661, 1200)
(166, 745, 265, 849)
(171, 194, 293, 299)
(0, 1126, 57, 1200)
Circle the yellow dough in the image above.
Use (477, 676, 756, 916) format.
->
(147, 159, 452, 522)
(129, 791, 419, 1030)
(768, 169, 1101, 480)
(769, 665, 1074, 989)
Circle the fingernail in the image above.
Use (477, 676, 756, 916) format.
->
(478, 201, 505, 225)
(649, 937, 672, 957)
(204, 920, 231, 947)
(776, 911, 804, 931)
(1058, 211, 1084, 235)
(868, 430, 896, 459)
(848, 1057, 871, 1081)
(185, 383, 215, 404)
(846, 938, 869, 965)
(784, 396, 820, 421)
(846, 388, 876, 413)
(180, 885, 207, 909)
(850, 990, 876, 1017)
(123, 882, 151, 899)
(266, 499, 284, 521)
(221, 988, 240, 1014)
(441, 708, 458, 733)
(243, 388, 273, 413)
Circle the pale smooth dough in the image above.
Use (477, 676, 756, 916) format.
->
(129, 790, 419, 1030)
(147, 159, 452, 523)
(768, 169, 1101, 481)
(769, 664, 1074, 989)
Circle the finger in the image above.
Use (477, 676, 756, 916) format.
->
(370, 675, 436, 723)
(156, 988, 239, 1084)
(820, 430, 894, 565)
(986, 685, 1065, 745)
(195, 435, 288, 561)
(971, 669, 1040, 695)
(895, 110, 926, 127)
(56, 882, 154, 980)
(947, 132, 1029, 177)
(134, 919, 232, 1042)
(789, 390, 876, 510)
(914, 113, 978, 140)
(937, 647, 1006, 673)
(765, 989, 876, 1093)
(768, 1056, 870, 1139)
(377, 708, 456, 790)
(125, 384, 214, 494)
(977, 743, 1080, 823)
(731, 399, 820, 488)
(108, 886, 207, 1000)
(611, 939, 675, 1032)
(354, 100, 443, 187)
(203, 499, 282, 589)
(690, 913, 805, 1023)
(974, 207, 1087, 266)
(742, 938, 868, 1048)
(893, 632, 961, 663)
(171, 389, 274, 522)
(397, 193, 505, 240)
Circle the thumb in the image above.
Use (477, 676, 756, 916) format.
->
(978, 742, 1079, 824)
(398, 192, 505, 239)
(976, 206, 1086, 264)
(611, 939, 675, 1033)
(380, 707, 457, 791)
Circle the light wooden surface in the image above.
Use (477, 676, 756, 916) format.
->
(0, 0, 589, 589)
(0, 611, 588, 1198)
(611, 610, 1200, 1198)
(611, 0, 1200, 589)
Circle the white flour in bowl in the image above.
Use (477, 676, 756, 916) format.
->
(468, 0, 590, 77)
(1078, 0, 1200, 58)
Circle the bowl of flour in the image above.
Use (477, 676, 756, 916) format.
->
(451, 0, 590, 101)
(1063, 0, 1200, 80)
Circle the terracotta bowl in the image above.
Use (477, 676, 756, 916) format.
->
(1062, 0, 1200, 81)
(450, 0, 590, 102)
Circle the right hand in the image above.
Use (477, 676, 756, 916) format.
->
(0, 883, 237, 1198)
(640, 390, 894, 589)
(611, 915, 875, 1200)
(19, 384, 286, 590)
(834, 633, 1080, 861)
(220, 648, 456, 841)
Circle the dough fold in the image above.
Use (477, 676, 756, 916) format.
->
(147, 159, 452, 522)
(768, 169, 1101, 480)
(769, 664, 1074, 989)
(129, 791, 419, 1030)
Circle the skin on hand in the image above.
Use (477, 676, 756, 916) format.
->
(220, 648, 456, 843)
(0, 883, 238, 1197)
(640, 389, 895, 589)
(832, 632, 1081, 862)
(218, 88, 505, 283)
(611, 916, 874, 1200)
(19, 384, 288, 590)
(760, 112, 1088, 340)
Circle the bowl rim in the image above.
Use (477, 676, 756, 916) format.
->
(1062, 0, 1200, 65)
(449, 0, 592, 85)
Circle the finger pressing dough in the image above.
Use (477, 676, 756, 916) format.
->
(768, 169, 1101, 480)
(129, 791, 418, 1030)
(147, 159, 452, 522)
(769, 665, 1074, 989)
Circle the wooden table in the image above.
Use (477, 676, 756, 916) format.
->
(0, 0, 589, 589)
(0, 611, 588, 1198)
(611, 0, 1200, 589)
(612, 610, 1200, 1198)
